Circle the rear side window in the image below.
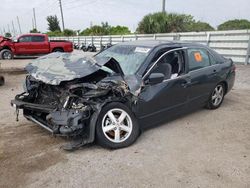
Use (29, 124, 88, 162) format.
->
(187, 48, 210, 71)
(208, 48, 226, 63)
(209, 53, 217, 65)
(32, 36, 45, 42)
(18, 36, 32, 42)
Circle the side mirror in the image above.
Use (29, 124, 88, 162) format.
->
(13, 39, 18, 43)
(147, 73, 165, 85)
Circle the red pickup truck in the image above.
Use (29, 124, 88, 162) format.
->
(0, 33, 73, 59)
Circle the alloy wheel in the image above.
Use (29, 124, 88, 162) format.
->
(3, 51, 12, 59)
(212, 85, 224, 106)
(101, 108, 133, 143)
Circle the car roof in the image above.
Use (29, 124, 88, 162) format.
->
(116, 40, 207, 48)
(117, 40, 174, 47)
(18, 33, 46, 37)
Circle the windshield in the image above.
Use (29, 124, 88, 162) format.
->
(96, 45, 151, 75)
(11, 36, 17, 41)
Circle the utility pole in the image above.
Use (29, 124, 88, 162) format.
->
(12, 20, 16, 36)
(17, 16, 22, 34)
(33, 8, 37, 29)
(59, 0, 65, 31)
(162, 0, 166, 13)
(32, 18, 34, 30)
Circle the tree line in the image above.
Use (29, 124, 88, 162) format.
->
(4, 12, 250, 37)
(41, 15, 131, 37)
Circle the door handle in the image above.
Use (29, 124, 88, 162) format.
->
(210, 69, 217, 76)
(180, 76, 192, 88)
(181, 81, 189, 88)
(181, 83, 187, 88)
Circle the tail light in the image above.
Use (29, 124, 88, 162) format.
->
(228, 58, 236, 72)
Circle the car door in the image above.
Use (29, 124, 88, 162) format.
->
(135, 48, 190, 127)
(14, 35, 33, 54)
(186, 47, 221, 108)
(31, 36, 50, 54)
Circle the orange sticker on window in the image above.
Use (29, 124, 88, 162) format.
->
(194, 52, 203, 62)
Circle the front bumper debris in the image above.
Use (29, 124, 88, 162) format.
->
(11, 97, 87, 136)
(11, 99, 55, 113)
(11, 97, 97, 151)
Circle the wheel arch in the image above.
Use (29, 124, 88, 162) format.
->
(219, 81, 228, 94)
(52, 47, 64, 52)
(1, 46, 12, 51)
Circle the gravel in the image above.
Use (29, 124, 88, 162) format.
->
(0, 59, 250, 188)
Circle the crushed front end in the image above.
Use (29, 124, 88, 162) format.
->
(12, 74, 129, 135)
(11, 53, 136, 150)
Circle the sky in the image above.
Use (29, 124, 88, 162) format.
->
(0, 0, 250, 35)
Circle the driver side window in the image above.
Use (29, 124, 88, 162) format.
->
(18, 36, 32, 43)
(151, 50, 185, 80)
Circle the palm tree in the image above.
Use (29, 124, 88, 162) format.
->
(136, 12, 214, 34)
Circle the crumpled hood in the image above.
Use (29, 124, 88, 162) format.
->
(0, 36, 11, 43)
(25, 52, 124, 85)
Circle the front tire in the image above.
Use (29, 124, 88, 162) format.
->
(96, 102, 140, 149)
(0, 49, 13, 59)
(206, 83, 225, 109)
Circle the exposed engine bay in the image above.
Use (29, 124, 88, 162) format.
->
(11, 53, 141, 150)
(17, 72, 130, 136)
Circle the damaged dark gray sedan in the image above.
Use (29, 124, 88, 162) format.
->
(11, 41, 235, 150)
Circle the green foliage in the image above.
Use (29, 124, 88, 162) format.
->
(30, 28, 40, 33)
(4, 32, 12, 37)
(80, 28, 92, 36)
(80, 22, 110, 36)
(47, 15, 61, 32)
(110, 25, 131, 35)
(136, 12, 168, 33)
(136, 12, 214, 34)
(42, 13, 250, 37)
(45, 28, 76, 37)
(101, 22, 111, 35)
(63, 29, 75, 36)
(218, 19, 250, 30)
(189, 21, 215, 32)
(46, 30, 63, 37)
(80, 22, 131, 36)
(81, 25, 106, 36)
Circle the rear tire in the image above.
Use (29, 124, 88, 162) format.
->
(52, 48, 64, 52)
(96, 102, 140, 149)
(206, 83, 225, 109)
(0, 49, 13, 59)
